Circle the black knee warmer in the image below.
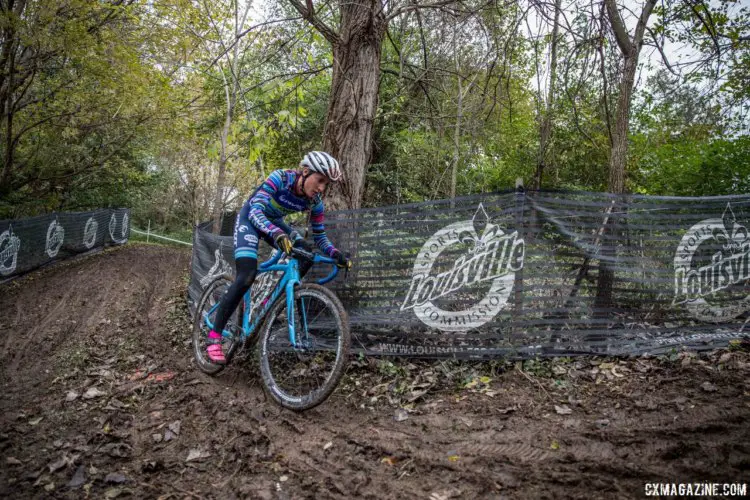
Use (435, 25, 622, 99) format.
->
(212, 258, 257, 334)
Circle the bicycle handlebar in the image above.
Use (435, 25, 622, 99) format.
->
(259, 247, 340, 285)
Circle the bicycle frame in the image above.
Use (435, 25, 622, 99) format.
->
(203, 248, 339, 349)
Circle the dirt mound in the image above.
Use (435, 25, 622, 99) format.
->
(1, 243, 749, 499)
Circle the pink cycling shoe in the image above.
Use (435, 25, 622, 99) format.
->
(206, 330, 227, 364)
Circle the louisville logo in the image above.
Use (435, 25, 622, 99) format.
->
(109, 213, 129, 244)
(46, 219, 65, 258)
(0, 226, 21, 276)
(83, 217, 98, 249)
(400, 204, 525, 332)
(674, 203, 750, 322)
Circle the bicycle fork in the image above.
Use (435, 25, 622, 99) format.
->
(285, 281, 310, 350)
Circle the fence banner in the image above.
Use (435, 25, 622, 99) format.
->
(0, 208, 130, 281)
(189, 190, 750, 358)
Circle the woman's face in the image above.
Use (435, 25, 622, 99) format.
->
(302, 169, 330, 197)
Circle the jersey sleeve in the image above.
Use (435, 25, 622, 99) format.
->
(310, 196, 338, 257)
(248, 170, 285, 239)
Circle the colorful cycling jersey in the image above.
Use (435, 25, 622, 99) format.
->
(245, 169, 337, 257)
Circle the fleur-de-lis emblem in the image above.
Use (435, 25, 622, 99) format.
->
(459, 204, 498, 255)
(712, 203, 748, 252)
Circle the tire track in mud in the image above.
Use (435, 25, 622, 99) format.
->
(2, 243, 750, 499)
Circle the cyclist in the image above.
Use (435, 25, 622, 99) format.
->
(206, 151, 352, 364)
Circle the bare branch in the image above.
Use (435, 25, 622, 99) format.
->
(385, 0, 459, 22)
(632, 0, 657, 49)
(645, 27, 679, 76)
(287, 0, 339, 44)
(604, 0, 633, 54)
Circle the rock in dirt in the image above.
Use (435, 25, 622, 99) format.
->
(6, 457, 22, 466)
(68, 465, 87, 488)
(65, 391, 79, 402)
(701, 381, 718, 392)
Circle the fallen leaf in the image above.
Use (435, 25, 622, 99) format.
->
(394, 408, 409, 422)
(381, 456, 397, 466)
(44, 483, 55, 492)
(48, 457, 68, 473)
(104, 487, 123, 499)
(152, 433, 163, 443)
(163, 430, 175, 442)
(28, 417, 43, 426)
(447, 451, 460, 462)
(6, 457, 22, 466)
(550, 440, 560, 450)
(168, 420, 181, 435)
(68, 465, 87, 488)
(65, 391, 79, 402)
(323, 442, 333, 451)
(279, 475, 288, 482)
(554, 405, 573, 415)
(186, 449, 211, 462)
(145, 371, 176, 383)
(83, 387, 107, 399)
(104, 472, 128, 484)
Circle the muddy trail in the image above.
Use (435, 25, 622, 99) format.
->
(1, 244, 749, 499)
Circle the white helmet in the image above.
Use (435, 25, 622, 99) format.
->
(300, 151, 342, 182)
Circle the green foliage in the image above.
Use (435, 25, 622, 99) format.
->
(1, 0, 748, 226)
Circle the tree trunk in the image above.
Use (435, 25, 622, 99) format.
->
(533, 0, 561, 190)
(595, 0, 654, 315)
(607, 55, 637, 193)
(321, 1, 386, 211)
(211, 87, 233, 234)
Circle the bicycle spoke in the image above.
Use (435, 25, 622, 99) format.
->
(259, 285, 349, 409)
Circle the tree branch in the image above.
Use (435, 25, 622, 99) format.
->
(632, 0, 656, 49)
(604, 0, 633, 55)
(287, 0, 339, 45)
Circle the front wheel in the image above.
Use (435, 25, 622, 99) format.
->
(257, 284, 350, 411)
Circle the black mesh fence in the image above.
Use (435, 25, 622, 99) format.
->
(189, 190, 750, 358)
(0, 208, 130, 281)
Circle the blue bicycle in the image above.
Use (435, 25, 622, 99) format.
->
(192, 247, 350, 411)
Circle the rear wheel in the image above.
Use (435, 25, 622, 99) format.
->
(191, 275, 240, 375)
(257, 284, 350, 411)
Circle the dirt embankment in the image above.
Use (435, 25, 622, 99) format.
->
(1, 244, 749, 499)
